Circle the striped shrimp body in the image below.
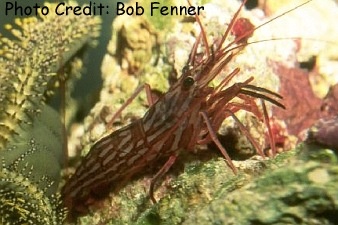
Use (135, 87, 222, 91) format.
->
(62, 0, 289, 218)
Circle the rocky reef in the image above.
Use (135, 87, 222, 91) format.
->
(1, 0, 337, 224)
(68, 0, 337, 224)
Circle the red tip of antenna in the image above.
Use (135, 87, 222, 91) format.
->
(231, 17, 255, 44)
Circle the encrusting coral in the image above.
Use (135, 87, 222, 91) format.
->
(0, 1, 101, 224)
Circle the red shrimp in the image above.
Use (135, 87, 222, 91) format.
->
(60, 0, 317, 219)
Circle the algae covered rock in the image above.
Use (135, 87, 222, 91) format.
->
(181, 146, 337, 225)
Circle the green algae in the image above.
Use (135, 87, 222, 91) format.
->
(180, 146, 338, 225)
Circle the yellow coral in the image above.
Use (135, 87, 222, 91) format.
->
(0, 1, 101, 148)
(0, 1, 101, 224)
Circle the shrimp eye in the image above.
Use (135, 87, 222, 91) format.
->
(182, 76, 195, 90)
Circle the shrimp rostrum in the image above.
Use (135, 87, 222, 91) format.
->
(62, 1, 285, 218)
